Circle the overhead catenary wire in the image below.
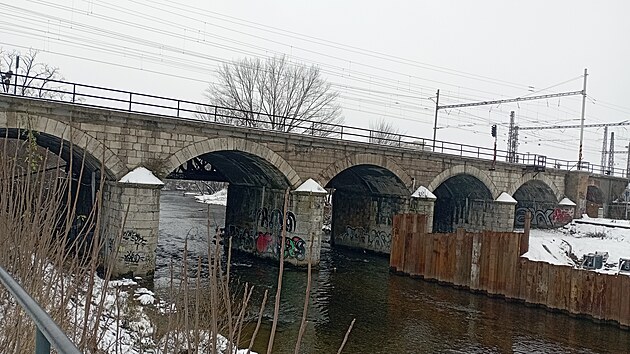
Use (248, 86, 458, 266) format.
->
(2, 0, 625, 162)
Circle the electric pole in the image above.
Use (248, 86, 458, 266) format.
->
(601, 126, 608, 174)
(491, 124, 497, 170)
(432, 89, 440, 151)
(577, 68, 588, 169)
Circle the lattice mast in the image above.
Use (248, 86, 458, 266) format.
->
(601, 126, 608, 173)
(507, 111, 519, 162)
(608, 131, 615, 172)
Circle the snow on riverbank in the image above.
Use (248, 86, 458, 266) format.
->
(195, 189, 228, 206)
(72, 274, 256, 353)
(524, 216, 630, 274)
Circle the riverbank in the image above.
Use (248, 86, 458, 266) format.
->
(525, 216, 630, 274)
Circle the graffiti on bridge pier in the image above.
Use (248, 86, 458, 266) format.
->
(227, 207, 306, 260)
(338, 226, 392, 251)
(122, 230, 147, 247)
(515, 206, 574, 228)
(257, 207, 296, 233)
(121, 250, 153, 265)
(226, 225, 254, 252)
(283, 236, 306, 261)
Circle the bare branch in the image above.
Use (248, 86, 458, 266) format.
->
(369, 119, 405, 146)
(203, 55, 343, 136)
(0, 47, 65, 99)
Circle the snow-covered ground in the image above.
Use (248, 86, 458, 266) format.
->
(66, 274, 256, 353)
(194, 188, 228, 206)
(524, 215, 630, 275)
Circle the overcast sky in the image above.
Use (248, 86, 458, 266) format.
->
(2, 0, 629, 168)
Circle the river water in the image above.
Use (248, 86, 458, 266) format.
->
(156, 191, 630, 353)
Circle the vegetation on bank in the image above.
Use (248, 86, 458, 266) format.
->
(0, 133, 353, 353)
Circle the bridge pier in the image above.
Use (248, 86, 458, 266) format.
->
(409, 186, 437, 233)
(100, 181, 162, 278)
(225, 182, 327, 265)
(332, 191, 408, 254)
(565, 170, 590, 217)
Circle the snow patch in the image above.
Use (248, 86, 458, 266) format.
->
(495, 192, 517, 204)
(558, 197, 576, 206)
(295, 178, 327, 194)
(195, 189, 228, 206)
(524, 219, 630, 274)
(134, 288, 155, 305)
(411, 186, 436, 200)
(119, 167, 164, 185)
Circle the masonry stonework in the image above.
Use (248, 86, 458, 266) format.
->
(100, 181, 162, 277)
(224, 185, 324, 265)
(332, 190, 408, 254)
(2, 96, 623, 275)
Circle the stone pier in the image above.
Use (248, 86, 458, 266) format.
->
(225, 179, 327, 265)
(332, 190, 409, 254)
(100, 180, 162, 277)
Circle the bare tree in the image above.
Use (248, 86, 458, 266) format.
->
(1, 48, 64, 98)
(369, 119, 404, 146)
(200, 56, 343, 136)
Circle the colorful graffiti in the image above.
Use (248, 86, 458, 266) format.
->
(256, 231, 274, 253)
(228, 207, 305, 260)
(515, 206, 574, 228)
(551, 208, 574, 225)
(284, 236, 306, 260)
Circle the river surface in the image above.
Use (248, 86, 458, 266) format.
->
(156, 191, 630, 353)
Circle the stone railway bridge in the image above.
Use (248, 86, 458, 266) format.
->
(0, 95, 626, 277)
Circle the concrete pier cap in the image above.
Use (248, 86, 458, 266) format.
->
(409, 186, 436, 233)
(290, 178, 328, 265)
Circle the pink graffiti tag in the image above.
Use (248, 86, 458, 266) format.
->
(551, 208, 573, 225)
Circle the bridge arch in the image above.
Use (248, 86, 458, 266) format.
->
(427, 165, 498, 198)
(317, 153, 413, 191)
(506, 173, 562, 201)
(163, 137, 302, 187)
(1, 115, 124, 180)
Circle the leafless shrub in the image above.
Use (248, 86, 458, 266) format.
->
(198, 56, 344, 137)
(369, 119, 404, 146)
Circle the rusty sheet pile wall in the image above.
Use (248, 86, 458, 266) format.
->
(390, 213, 630, 328)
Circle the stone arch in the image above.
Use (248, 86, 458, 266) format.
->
(317, 153, 413, 191)
(506, 173, 562, 201)
(163, 137, 302, 187)
(427, 165, 498, 198)
(2, 115, 124, 179)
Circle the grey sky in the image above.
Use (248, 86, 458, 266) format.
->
(2, 0, 629, 167)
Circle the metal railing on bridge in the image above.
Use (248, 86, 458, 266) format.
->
(0, 265, 82, 354)
(0, 71, 626, 178)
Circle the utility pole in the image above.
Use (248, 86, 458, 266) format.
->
(491, 124, 497, 170)
(626, 142, 630, 178)
(577, 68, 588, 169)
(432, 89, 440, 151)
(601, 126, 608, 174)
(608, 131, 615, 173)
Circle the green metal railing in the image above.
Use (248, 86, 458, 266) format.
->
(0, 265, 82, 354)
